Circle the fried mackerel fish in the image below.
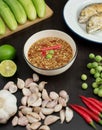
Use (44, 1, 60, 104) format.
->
(86, 12, 102, 33)
(78, 3, 102, 23)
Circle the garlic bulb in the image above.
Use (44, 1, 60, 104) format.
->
(0, 90, 17, 124)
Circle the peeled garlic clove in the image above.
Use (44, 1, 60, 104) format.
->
(60, 110, 65, 124)
(26, 124, 32, 130)
(28, 82, 38, 89)
(18, 116, 28, 126)
(30, 85, 39, 94)
(17, 78, 25, 89)
(38, 81, 47, 91)
(42, 100, 49, 108)
(27, 112, 41, 121)
(21, 96, 28, 106)
(49, 91, 59, 100)
(54, 104, 62, 112)
(58, 97, 67, 107)
(59, 90, 67, 98)
(41, 108, 54, 115)
(27, 94, 38, 106)
(26, 114, 39, 123)
(21, 107, 32, 115)
(9, 84, 18, 93)
(12, 116, 18, 126)
(32, 73, 39, 82)
(39, 125, 50, 130)
(46, 100, 57, 108)
(3, 81, 14, 90)
(31, 98, 42, 107)
(22, 88, 31, 96)
(30, 122, 41, 130)
(44, 115, 59, 125)
(59, 90, 69, 102)
(33, 107, 41, 113)
(25, 78, 33, 87)
(65, 107, 73, 122)
(39, 112, 45, 120)
(42, 89, 51, 101)
(18, 111, 24, 117)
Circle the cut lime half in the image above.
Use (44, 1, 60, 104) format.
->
(0, 60, 17, 77)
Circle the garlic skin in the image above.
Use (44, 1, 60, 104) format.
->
(0, 90, 17, 124)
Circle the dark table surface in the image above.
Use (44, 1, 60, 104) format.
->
(0, 0, 102, 130)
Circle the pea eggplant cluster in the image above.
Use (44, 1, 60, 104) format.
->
(69, 96, 102, 129)
(81, 53, 102, 97)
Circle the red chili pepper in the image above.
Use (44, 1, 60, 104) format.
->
(80, 96, 102, 118)
(72, 104, 102, 125)
(88, 97, 102, 107)
(42, 50, 46, 57)
(41, 44, 62, 51)
(69, 104, 96, 129)
(80, 96, 102, 113)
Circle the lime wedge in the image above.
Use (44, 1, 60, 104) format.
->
(0, 60, 17, 77)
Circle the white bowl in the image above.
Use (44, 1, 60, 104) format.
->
(23, 29, 77, 76)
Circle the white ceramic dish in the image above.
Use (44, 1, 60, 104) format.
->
(63, 0, 102, 43)
(23, 30, 77, 76)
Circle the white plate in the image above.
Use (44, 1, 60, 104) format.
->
(63, 0, 102, 43)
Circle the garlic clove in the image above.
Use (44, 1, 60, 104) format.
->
(33, 106, 41, 113)
(38, 81, 47, 91)
(12, 116, 18, 126)
(39, 125, 50, 130)
(49, 91, 59, 100)
(46, 100, 57, 108)
(39, 111, 45, 120)
(28, 82, 38, 89)
(26, 114, 39, 123)
(26, 123, 32, 130)
(25, 78, 33, 87)
(65, 107, 73, 122)
(41, 108, 54, 115)
(3, 81, 14, 90)
(29, 84, 39, 94)
(8, 84, 18, 93)
(58, 97, 67, 107)
(21, 96, 28, 106)
(18, 116, 28, 126)
(32, 73, 39, 82)
(17, 78, 25, 89)
(27, 94, 38, 106)
(42, 89, 51, 101)
(27, 112, 41, 121)
(59, 90, 69, 102)
(31, 98, 42, 107)
(54, 104, 62, 112)
(60, 109, 65, 124)
(42, 100, 49, 108)
(22, 88, 31, 96)
(44, 115, 59, 125)
(30, 122, 41, 130)
(21, 106, 32, 115)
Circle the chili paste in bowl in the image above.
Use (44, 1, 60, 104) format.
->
(24, 30, 77, 76)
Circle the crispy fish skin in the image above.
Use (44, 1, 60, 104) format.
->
(86, 13, 102, 33)
(78, 3, 102, 23)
